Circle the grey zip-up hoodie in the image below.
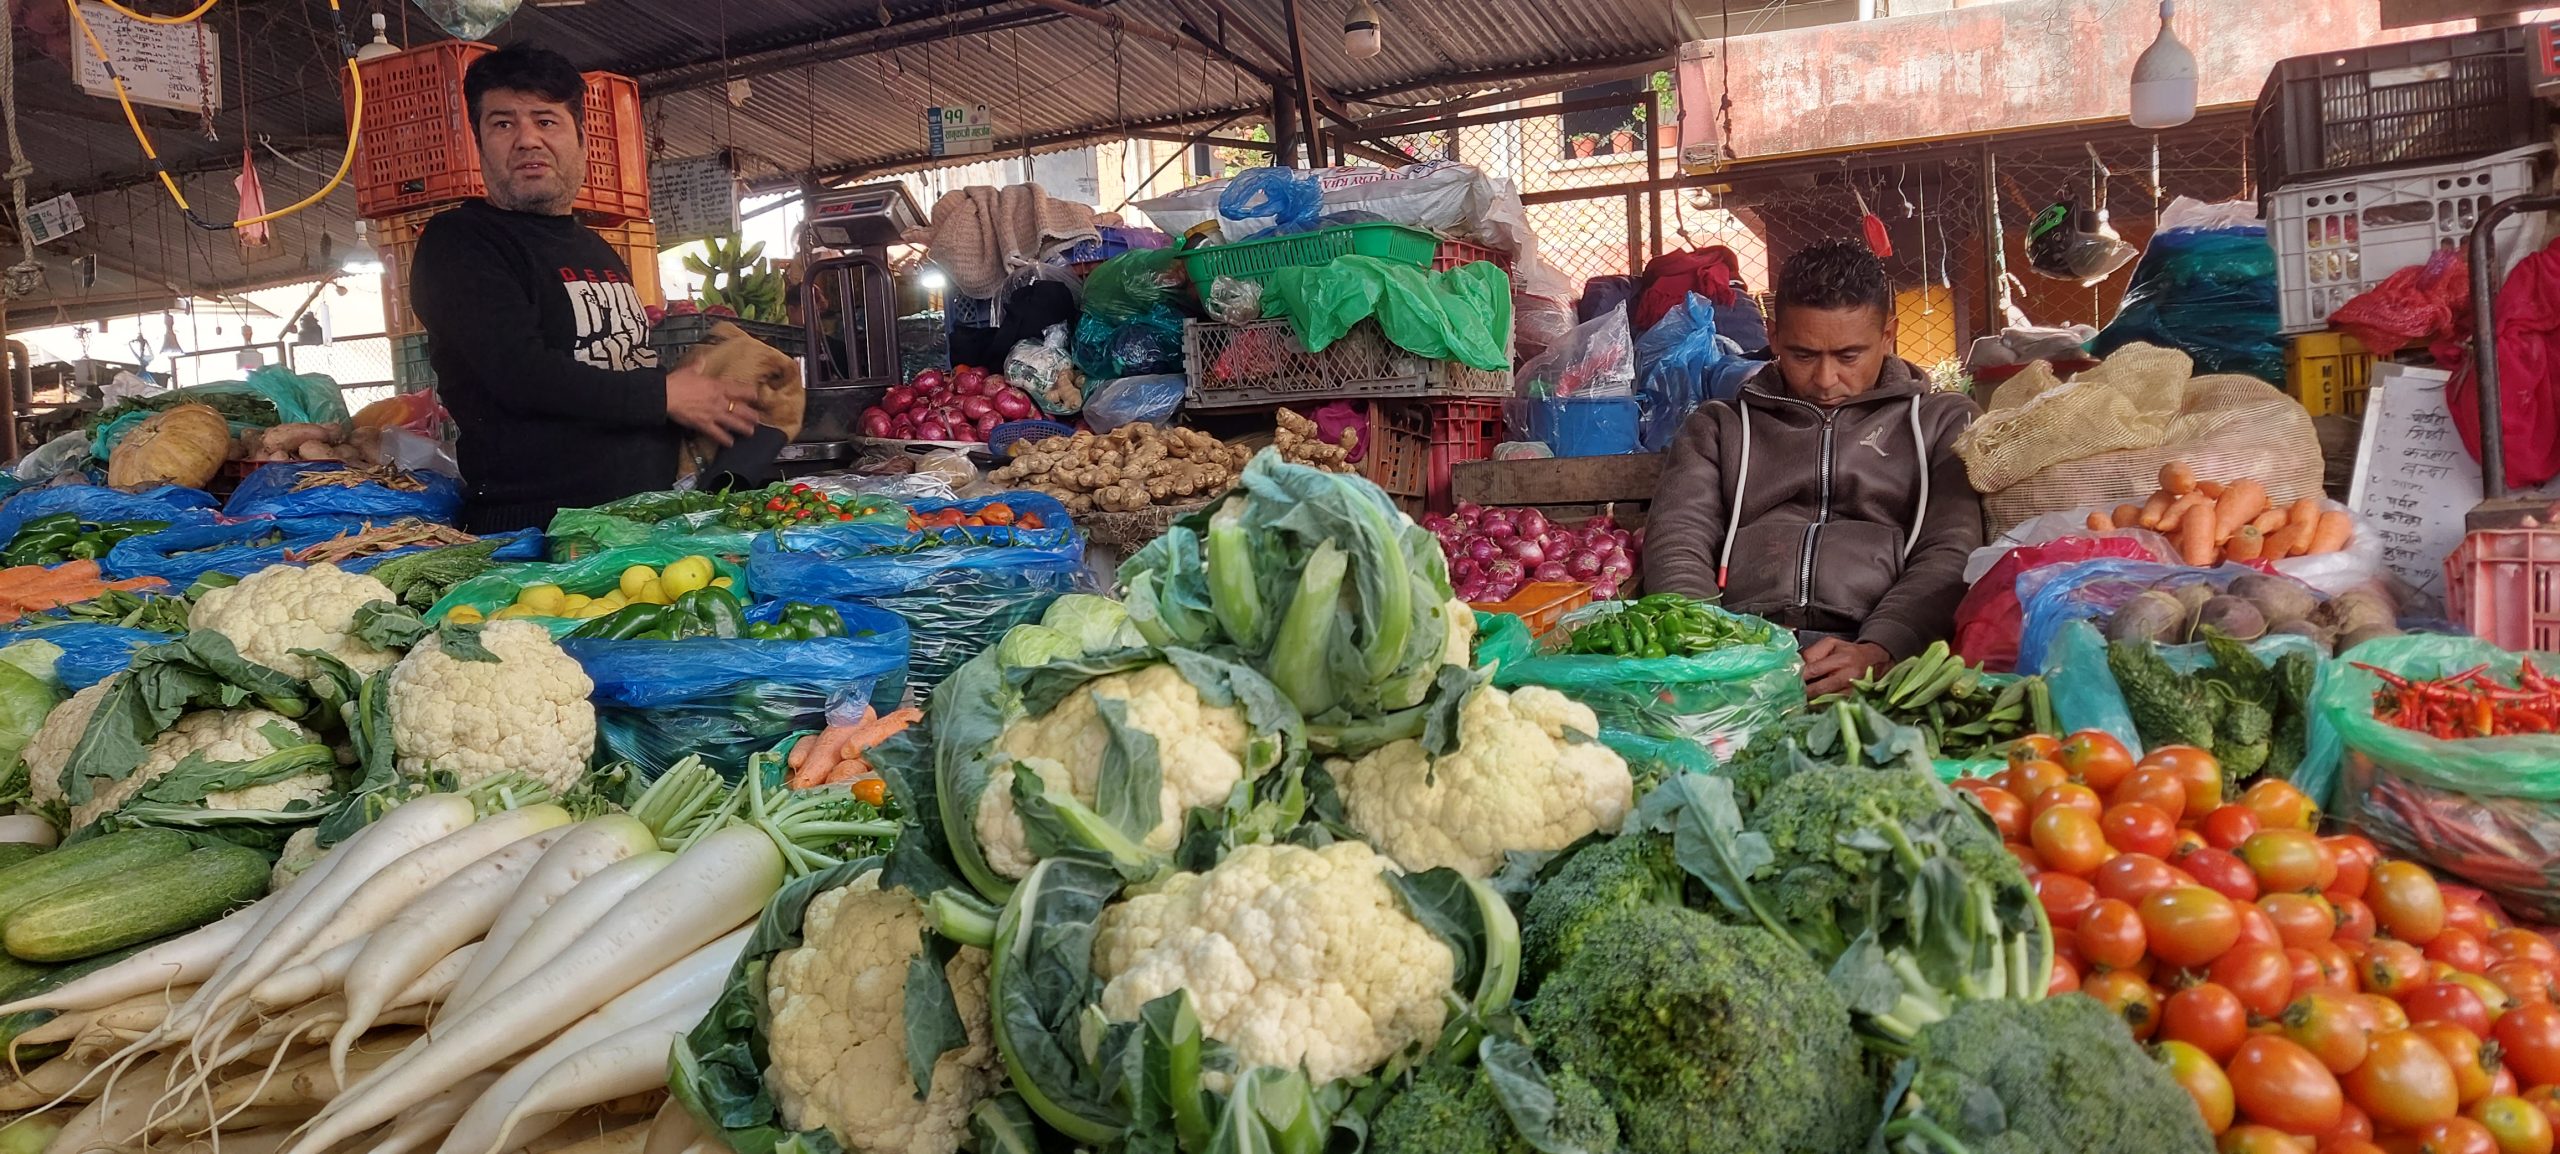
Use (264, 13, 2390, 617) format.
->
(1642, 357, 1985, 661)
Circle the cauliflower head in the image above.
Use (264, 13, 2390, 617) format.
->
(70, 708, 335, 829)
(271, 827, 325, 890)
(1092, 841, 1456, 1083)
(975, 663, 1254, 879)
(1330, 686, 1632, 878)
(188, 563, 401, 680)
(387, 620, 595, 793)
(25, 678, 115, 817)
(766, 870, 998, 1154)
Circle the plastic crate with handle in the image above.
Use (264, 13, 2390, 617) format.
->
(1470, 581, 1594, 637)
(348, 41, 648, 221)
(381, 209, 662, 339)
(2253, 26, 2542, 196)
(2266, 144, 2545, 334)
(2447, 528, 2560, 652)
(1184, 319, 1508, 410)
(1181, 222, 1510, 306)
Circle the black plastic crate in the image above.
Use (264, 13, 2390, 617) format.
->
(2252, 26, 2544, 196)
(647, 314, 808, 363)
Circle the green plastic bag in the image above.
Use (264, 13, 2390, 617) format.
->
(1261, 256, 1514, 371)
(428, 543, 752, 637)
(1494, 601, 1802, 766)
(2317, 634, 2560, 919)
(2042, 619, 2339, 796)
(1471, 610, 1537, 672)
(1083, 248, 1183, 324)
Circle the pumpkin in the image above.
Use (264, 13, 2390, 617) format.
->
(107, 403, 232, 491)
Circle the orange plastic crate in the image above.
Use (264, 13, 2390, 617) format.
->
(2447, 528, 2560, 652)
(1470, 581, 1595, 636)
(380, 208, 661, 339)
(348, 42, 648, 221)
(1426, 399, 1503, 513)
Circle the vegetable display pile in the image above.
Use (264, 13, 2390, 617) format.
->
(1823, 641, 2059, 760)
(457, 556, 729, 626)
(2364, 660, 2560, 738)
(0, 563, 167, 626)
(283, 521, 479, 566)
(2105, 572, 2396, 657)
(288, 466, 429, 495)
(990, 424, 1254, 514)
(1560, 593, 1771, 657)
(566, 593, 844, 644)
(1425, 504, 1639, 604)
(719, 483, 873, 530)
(861, 365, 1040, 442)
(2, 518, 168, 569)
(2108, 635, 2318, 788)
(2086, 462, 2354, 568)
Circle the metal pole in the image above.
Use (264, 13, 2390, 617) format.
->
(1280, 0, 1324, 167)
(1646, 89, 1665, 262)
(2466, 192, 2560, 500)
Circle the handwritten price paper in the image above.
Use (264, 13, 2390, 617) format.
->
(2348, 363, 2482, 601)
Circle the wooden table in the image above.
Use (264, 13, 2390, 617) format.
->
(1449, 454, 1664, 528)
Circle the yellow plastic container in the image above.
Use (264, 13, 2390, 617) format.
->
(2285, 331, 2375, 418)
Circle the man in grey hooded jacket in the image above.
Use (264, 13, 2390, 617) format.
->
(1643, 239, 1985, 696)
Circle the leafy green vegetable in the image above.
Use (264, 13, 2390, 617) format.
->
(1878, 996, 2214, 1154)
(367, 539, 509, 611)
(59, 631, 318, 810)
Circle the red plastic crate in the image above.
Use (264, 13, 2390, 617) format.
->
(1426, 399, 1503, 513)
(348, 42, 648, 221)
(2447, 529, 2560, 652)
(379, 207, 662, 339)
(1432, 238, 1514, 273)
(1356, 402, 1429, 502)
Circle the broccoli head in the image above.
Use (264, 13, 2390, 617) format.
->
(1746, 765, 2031, 957)
(1518, 832, 1683, 986)
(1368, 1056, 1620, 1154)
(1524, 904, 1876, 1154)
(1881, 995, 2214, 1154)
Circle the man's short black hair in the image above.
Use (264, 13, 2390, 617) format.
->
(1774, 239, 1892, 319)
(463, 43, 585, 129)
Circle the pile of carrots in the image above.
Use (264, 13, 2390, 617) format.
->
(0, 559, 166, 624)
(783, 704, 923, 797)
(2086, 462, 2356, 567)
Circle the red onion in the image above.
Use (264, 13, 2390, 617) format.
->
(1602, 555, 1636, 582)
(1451, 556, 1480, 583)
(881, 386, 916, 415)
(992, 391, 1035, 420)
(1505, 538, 1546, 567)
(1515, 509, 1550, 539)
(959, 395, 996, 421)
(1567, 551, 1604, 579)
(1456, 502, 1482, 522)
(1465, 538, 1501, 562)
(858, 408, 893, 437)
(1421, 514, 1453, 534)
(889, 413, 918, 437)
(955, 365, 990, 392)
(1480, 518, 1516, 541)
(1611, 529, 1634, 548)
(916, 417, 951, 440)
(1482, 558, 1525, 585)
(976, 412, 1003, 438)
(1532, 561, 1570, 582)
(911, 369, 946, 393)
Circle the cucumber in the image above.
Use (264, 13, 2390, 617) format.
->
(2, 844, 270, 962)
(0, 952, 50, 1002)
(0, 828, 189, 930)
(0, 846, 44, 875)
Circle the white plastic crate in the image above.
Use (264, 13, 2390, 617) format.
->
(2269, 144, 2549, 334)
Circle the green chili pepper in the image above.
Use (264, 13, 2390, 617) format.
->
(570, 604, 672, 640)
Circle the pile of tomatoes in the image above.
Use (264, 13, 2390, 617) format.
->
(1961, 732, 2560, 1154)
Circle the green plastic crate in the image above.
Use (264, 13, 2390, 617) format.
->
(1180, 222, 1439, 303)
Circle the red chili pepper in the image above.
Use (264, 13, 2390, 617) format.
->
(766, 497, 788, 511)
(792, 483, 813, 494)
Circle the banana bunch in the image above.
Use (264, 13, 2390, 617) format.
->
(1822, 641, 2059, 760)
(685, 235, 787, 323)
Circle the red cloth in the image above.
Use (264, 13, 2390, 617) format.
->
(2449, 239, 2560, 493)
(1633, 247, 1741, 332)
(1952, 536, 2165, 673)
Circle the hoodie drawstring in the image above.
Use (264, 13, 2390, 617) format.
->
(1903, 395, 1929, 563)
(1716, 393, 1752, 590)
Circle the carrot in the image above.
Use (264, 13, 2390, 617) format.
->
(2212, 479, 2270, 541)
(2262, 524, 2305, 562)
(821, 757, 872, 787)
(2308, 510, 2355, 554)
(2196, 480, 2226, 500)
(2138, 491, 2177, 530)
(834, 706, 921, 753)
(2160, 462, 2197, 496)
(2160, 493, 2215, 535)
(2250, 509, 2288, 536)
(2225, 526, 2265, 561)
(2178, 510, 2219, 566)
(2086, 512, 2115, 532)
(2286, 497, 2323, 535)
(784, 723, 861, 790)
(2113, 504, 2145, 530)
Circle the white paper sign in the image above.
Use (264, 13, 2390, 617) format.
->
(72, 2, 221, 113)
(927, 105, 997, 157)
(2348, 363, 2484, 602)
(25, 194, 83, 244)
(648, 154, 739, 248)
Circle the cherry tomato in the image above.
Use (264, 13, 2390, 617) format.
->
(2147, 886, 2246, 968)
(2036, 872, 2100, 932)
(2365, 940, 2434, 1000)
(2230, 1034, 2346, 1135)
(2228, 905, 2282, 953)
(2348, 1029, 2463, 1130)
(2007, 733, 2062, 766)
(2493, 1003, 2560, 1087)
(2162, 1037, 2239, 1133)
(2371, 862, 2451, 947)
(2433, 931, 2498, 977)
(2202, 803, 2266, 850)
(2059, 730, 2137, 792)
(2264, 893, 2342, 950)
(2103, 802, 2180, 859)
(2166, 983, 2254, 1063)
(2112, 767, 2193, 825)
(2142, 744, 2227, 813)
(2415, 1023, 2501, 1106)
(1999, 758, 2070, 806)
(2440, 977, 2514, 1026)
(2337, 899, 2381, 948)
(2240, 777, 2319, 829)
(2406, 983, 2497, 1039)
(2183, 845, 2265, 904)
(1972, 786, 2028, 842)
(2467, 1095, 2556, 1154)
(2493, 930, 2560, 971)
(2034, 781, 2105, 821)
(2032, 807, 2111, 877)
(2220, 1126, 2314, 1154)
(2327, 838, 2375, 904)
(2333, 1100, 2378, 1144)
(2047, 953, 2082, 995)
(2526, 1087, 2560, 1133)
(2097, 853, 2185, 905)
(2080, 899, 2150, 971)
(2084, 969, 2162, 1039)
(2408, 1117, 2502, 1154)
(2176, 828, 2210, 859)
(2493, 1066, 2518, 1100)
(2285, 992, 2376, 1075)
(2491, 962, 2557, 1008)
(2213, 943, 2301, 1019)
(2243, 829, 2336, 895)
(2315, 1142, 2384, 1154)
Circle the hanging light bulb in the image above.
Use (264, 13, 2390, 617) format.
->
(158, 313, 183, 360)
(342, 221, 385, 276)
(1342, 0, 1383, 60)
(2129, 0, 2197, 130)
(355, 13, 400, 61)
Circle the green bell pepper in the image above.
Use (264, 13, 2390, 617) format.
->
(778, 601, 846, 641)
(569, 604, 672, 641)
(671, 588, 747, 640)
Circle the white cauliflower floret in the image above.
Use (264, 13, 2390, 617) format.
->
(188, 563, 401, 679)
(70, 708, 334, 829)
(765, 870, 997, 1154)
(1092, 841, 1456, 1083)
(975, 663, 1253, 879)
(1329, 685, 1632, 878)
(271, 827, 325, 890)
(25, 678, 115, 815)
(387, 620, 595, 794)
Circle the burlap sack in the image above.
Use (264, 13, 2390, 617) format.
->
(1982, 351, 2323, 536)
(1955, 343, 2192, 493)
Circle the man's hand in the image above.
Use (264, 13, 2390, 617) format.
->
(1802, 637, 1893, 699)
(665, 365, 762, 447)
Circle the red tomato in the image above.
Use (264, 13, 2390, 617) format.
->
(2160, 1037, 2239, 1133)
(2448, 900, 2499, 944)
(2527, 1087, 2560, 1133)
(2084, 969, 2163, 1039)
(2365, 940, 2434, 1000)
(2490, 962, 2557, 1008)
(2034, 781, 2105, 821)
(2371, 862, 2451, 947)
(2348, 1029, 2464, 1130)
(2406, 983, 2497, 1039)
(2242, 778, 2322, 831)
(2186, 848, 2263, 905)
(2232, 905, 2283, 951)
(2294, 948, 2354, 1000)
(2264, 893, 2342, 950)
(2315, 1142, 2384, 1154)
(2334, 1101, 2378, 1143)
(2336, 899, 2381, 948)
(2205, 804, 2266, 851)
(2242, 829, 2337, 895)
(2165, 983, 2254, 1063)
(2097, 853, 2185, 905)
(2285, 992, 2376, 1075)
(2415, 1023, 2500, 1106)
(2220, 1126, 2314, 1154)
(2494, 930, 2560, 971)
(2326, 837, 2375, 903)
(2006, 842, 2044, 875)
(2033, 807, 2112, 877)
(2445, 973, 2518, 1026)
(2433, 931, 2498, 977)
(1973, 786, 2028, 842)
(2143, 745, 2228, 814)
(2147, 887, 2245, 968)
(2408, 1117, 2502, 1154)
(2493, 1003, 2560, 1087)
(2112, 767, 2193, 825)
(2467, 1095, 2556, 1154)
(2059, 730, 2138, 793)
(2080, 899, 2150, 971)
(2048, 953, 2082, 996)
(2360, 994, 2416, 1035)
(2103, 803, 2180, 859)
(2000, 759, 2070, 806)
(2036, 872, 2100, 932)
(2230, 1034, 2346, 1135)
(2007, 733, 2062, 766)
(2213, 944, 2301, 1019)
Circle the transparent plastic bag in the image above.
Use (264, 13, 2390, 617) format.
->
(221, 462, 462, 522)
(428, 544, 754, 636)
(13, 432, 93, 483)
(410, 0, 518, 40)
(1007, 325, 1083, 418)
(1207, 276, 1264, 323)
(1493, 601, 1802, 765)
(1515, 307, 1635, 399)
(1084, 375, 1187, 434)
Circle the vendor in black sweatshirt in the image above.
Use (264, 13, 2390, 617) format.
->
(409, 43, 762, 533)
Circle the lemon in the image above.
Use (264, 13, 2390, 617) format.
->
(443, 605, 486, 625)
(490, 605, 534, 621)
(710, 576, 734, 590)
(661, 555, 714, 599)
(573, 600, 617, 619)
(619, 565, 658, 600)
(563, 593, 592, 611)
(636, 579, 671, 606)
(517, 584, 567, 614)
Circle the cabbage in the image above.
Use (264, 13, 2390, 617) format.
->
(0, 639, 62, 687)
(1041, 594, 1144, 654)
(995, 624, 1082, 669)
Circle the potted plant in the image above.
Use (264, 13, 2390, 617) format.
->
(1610, 120, 1641, 154)
(1569, 132, 1600, 159)
(1650, 71, 1679, 149)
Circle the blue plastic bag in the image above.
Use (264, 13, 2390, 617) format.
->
(2015, 559, 2282, 677)
(1634, 294, 1731, 452)
(0, 486, 217, 545)
(1221, 167, 1323, 236)
(103, 516, 371, 587)
(565, 599, 910, 779)
(11, 622, 175, 690)
(335, 528, 545, 575)
(1084, 375, 1188, 434)
(222, 462, 463, 523)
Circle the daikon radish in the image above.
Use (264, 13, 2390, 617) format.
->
(440, 852, 675, 1027)
(0, 816, 57, 846)
(533, 1119, 648, 1154)
(352, 1074, 500, 1154)
(641, 1098, 700, 1154)
(254, 938, 370, 1012)
(287, 806, 572, 969)
(445, 818, 656, 1020)
(15, 985, 199, 1050)
(482, 1010, 696, 1154)
(0, 1058, 102, 1110)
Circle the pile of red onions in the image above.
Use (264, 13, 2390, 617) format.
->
(860, 365, 1040, 442)
(1426, 504, 1641, 604)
